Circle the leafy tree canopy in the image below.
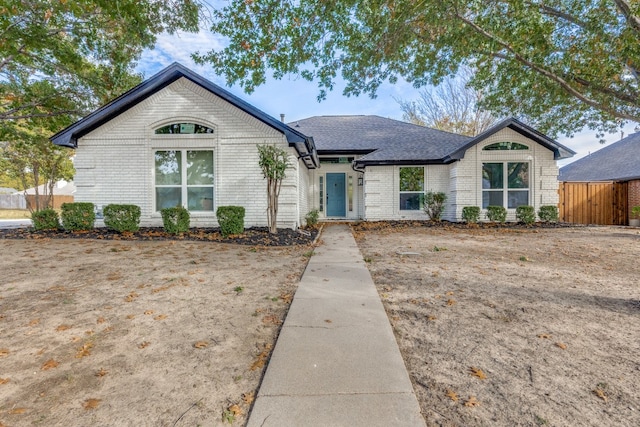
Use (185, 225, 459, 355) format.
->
(196, 0, 640, 138)
(0, 0, 201, 123)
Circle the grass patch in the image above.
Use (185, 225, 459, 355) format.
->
(0, 209, 30, 219)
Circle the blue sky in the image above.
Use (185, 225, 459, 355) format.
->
(136, 29, 636, 167)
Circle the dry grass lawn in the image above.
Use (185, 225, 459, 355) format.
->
(0, 238, 310, 426)
(355, 225, 640, 427)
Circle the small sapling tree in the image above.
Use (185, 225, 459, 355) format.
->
(257, 144, 289, 234)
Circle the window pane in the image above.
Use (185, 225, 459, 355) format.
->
(187, 187, 214, 211)
(399, 167, 424, 192)
(508, 163, 529, 189)
(483, 191, 504, 208)
(187, 151, 214, 185)
(483, 142, 528, 151)
(155, 151, 182, 185)
(508, 191, 529, 208)
(400, 193, 424, 210)
(156, 187, 181, 210)
(482, 163, 503, 189)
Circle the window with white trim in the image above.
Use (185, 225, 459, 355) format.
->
(399, 167, 425, 210)
(482, 162, 529, 208)
(155, 150, 214, 212)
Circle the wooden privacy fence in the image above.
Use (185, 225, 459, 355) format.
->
(25, 195, 74, 210)
(559, 182, 628, 225)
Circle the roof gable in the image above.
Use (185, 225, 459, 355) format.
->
(559, 131, 640, 181)
(50, 63, 317, 167)
(448, 118, 575, 161)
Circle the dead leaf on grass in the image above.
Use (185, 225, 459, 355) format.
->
(464, 396, 480, 407)
(446, 389, 459, 402)
(124, 292, 139, 302)
(0, 349, 9, 357)
(280, 293, 293, 304)
(469, 366, 487, 380)
(95, 368, 108, 377)
(83, 399, 101, 410)
(446, 291, 455, 296)
(85, 330, 94, 336)
(193, 341, 209, 349)
(55, 324, 71, 332)
(228, 403, 242, 416)
(28, 318, 40, 327)
(154, 314, 168, 321)
(446, 299, 457, 306)
(262, 314, 281, 325)
(138, 341, 150, 349)
(555, 342, 567, 350)
(75, 342, 93, 358)
(242, 392, 255, 405)
(250, 344, 272, 371)
(537, 333, 551, 339)
(96, 317, 106, 324)
(0, 378, 10, 385)
(41, 359, 59, 370)
(71, 336, 81, 342)
(126, 314, 135, 320)
(107, 272, 122, 281)
(593, 388, 608, 402)
(8, 407, 27, 414)
(144, 310, 154, 315)
(324, 319, 332, 323)
(427, 315, 437, 321)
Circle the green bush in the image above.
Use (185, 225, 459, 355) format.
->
(103, 204, 141, 232)
(485, 205, 507, 223)
(538, 205, 559, 223)
(461, 206, 480, 223)
(424, 191, 447, 221)
(61, 202, 95, 231)
(515, 205, 536, 224)
(31, 209, 60, 230)
(305, 209, 319, 228)
(160, 206, 190, 234)
(216, 206, 245, 237)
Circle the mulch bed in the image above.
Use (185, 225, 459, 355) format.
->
(350, 220, 585, 233)
(0, 226, 319, 246)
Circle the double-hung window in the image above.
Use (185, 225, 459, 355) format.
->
(482, 162, 529, 208)
(399, 167, 425, 210)
(155, 150, 214, 212)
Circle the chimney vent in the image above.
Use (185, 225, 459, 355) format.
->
(280, 113, 285, 123)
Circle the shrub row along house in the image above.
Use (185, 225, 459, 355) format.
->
(51, 63, 575, 228)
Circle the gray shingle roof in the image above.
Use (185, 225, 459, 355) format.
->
(290, 115, 471, 164)
(559, 131, 640, 181)
(291, 115, 574, 166)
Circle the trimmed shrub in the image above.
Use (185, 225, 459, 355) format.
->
(538, 205, 559, 223)
(31, 209, 60, 230)
(216, 206, 245, 237)
(305, 209, 319, 228)
(61, 202, 95, 231)
(461, 206, 480, 224)
(485, 205, 507, 223)
(160, 206, 190, 234)
(424, 191, 447, 221)
(103, 204, 141, 233)
(515, 205, 536, 224)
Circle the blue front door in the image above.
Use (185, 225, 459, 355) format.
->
(326, 173, 346, 217)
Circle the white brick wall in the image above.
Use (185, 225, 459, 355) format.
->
(74, 78, 303, 228)
(449, 128, 560, 221)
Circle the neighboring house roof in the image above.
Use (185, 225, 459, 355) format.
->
(24, 181, 76, 196)
(50, 63, 318, 168)
(559, 131, 640, 182)
(0, 187, 18, 195)
(292, 116, 575, 167)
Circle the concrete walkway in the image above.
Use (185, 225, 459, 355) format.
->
(247, 224, 425, 427)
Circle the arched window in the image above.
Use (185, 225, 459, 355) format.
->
(155, 123, 214, 134)
(483, 142, 528, 151)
